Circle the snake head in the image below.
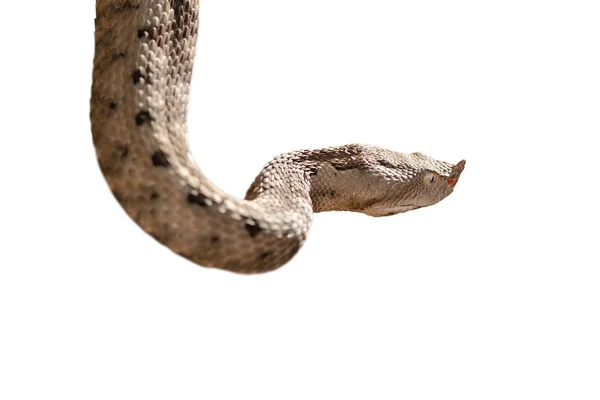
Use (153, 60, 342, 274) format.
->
(362, 154, 466, 217)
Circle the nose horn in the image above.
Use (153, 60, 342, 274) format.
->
(452, 160, 466, 175)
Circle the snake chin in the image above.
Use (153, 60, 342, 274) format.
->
(364, 205, 423, 217)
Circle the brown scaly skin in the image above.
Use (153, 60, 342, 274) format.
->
(91, 0, 465, 274)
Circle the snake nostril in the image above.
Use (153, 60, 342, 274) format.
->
(447, 178, 457, 185)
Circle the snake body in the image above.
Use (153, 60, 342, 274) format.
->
(91, 0, 465, 273)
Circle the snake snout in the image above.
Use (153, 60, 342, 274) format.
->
(447, 160, 466, 186)
(453, 159, 466, 174)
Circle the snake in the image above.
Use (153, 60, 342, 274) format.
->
(90, 0, 466, 274)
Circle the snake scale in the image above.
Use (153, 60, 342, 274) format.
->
(91, 0, 465, 273)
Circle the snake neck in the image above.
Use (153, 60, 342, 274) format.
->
(245, 145, 410, 215)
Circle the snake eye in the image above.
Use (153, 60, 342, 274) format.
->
(424, 173, 435, 185)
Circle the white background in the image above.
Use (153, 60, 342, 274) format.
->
(1, 0, 599, 399)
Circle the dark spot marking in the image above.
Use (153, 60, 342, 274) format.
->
(260, 251, 272, 259)
(151, 150, 170, 167)
(150, 192, 159, 200)
(332, 164, 357, 171)
(245, 220, 262, 238)
(210, 236, 220, 243)
(112, 52, 126, 60)
(135, 110, 152, 125)
(138, 26, 160, 41)
(187, 192, 209, 207)
(132, 69, 144, 84)
(109, 101, 118, 109)
(376, 159, 397, 169)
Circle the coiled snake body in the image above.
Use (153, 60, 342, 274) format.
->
(91, 0, 465, 273)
